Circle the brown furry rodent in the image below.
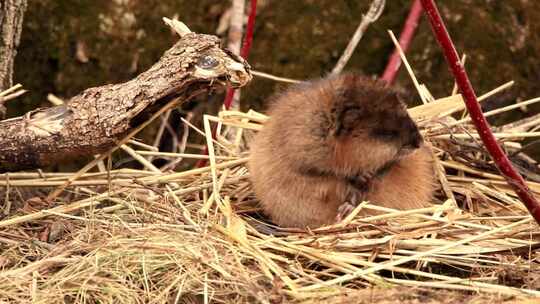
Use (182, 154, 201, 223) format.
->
(248, 73, 436, 228)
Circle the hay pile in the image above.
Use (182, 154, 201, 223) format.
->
(1, 80, 540, 303)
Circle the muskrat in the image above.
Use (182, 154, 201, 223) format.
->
(248, 73, 436, 228)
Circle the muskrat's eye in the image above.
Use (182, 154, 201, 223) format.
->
(371, 128, 400, 141)
(197, 55, 219, 69)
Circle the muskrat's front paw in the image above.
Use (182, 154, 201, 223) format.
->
(336, 202, 356, 222)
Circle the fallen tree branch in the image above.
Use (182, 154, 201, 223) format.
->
(0, 22, 252, 173)
(420, 0, 540, 225)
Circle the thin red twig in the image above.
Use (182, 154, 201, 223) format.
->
(197, 0, 257, 167)
(420, 0, 540, 225)
(381, 0, 422, 84)
(221, 88, 237, 113)
(240, 0, 257, 59)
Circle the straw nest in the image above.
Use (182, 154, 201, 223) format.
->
(1, 77, 540, 304)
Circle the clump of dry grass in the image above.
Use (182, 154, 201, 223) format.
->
(1, 78, 540, 303)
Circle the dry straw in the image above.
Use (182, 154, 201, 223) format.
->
(1, 56, 540, 304)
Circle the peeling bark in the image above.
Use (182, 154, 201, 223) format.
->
(0, 0, 27, 117)
(0, 32, 252, 172)
(0, 0, 26, 90)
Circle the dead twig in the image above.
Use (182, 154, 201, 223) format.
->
(331, 0, 385, 75)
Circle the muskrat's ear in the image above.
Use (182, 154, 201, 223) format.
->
(334, 106, 363, 136)
(391, 88, 412, 108)
(332, 75, 368, 137)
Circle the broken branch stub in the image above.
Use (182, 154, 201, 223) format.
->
(0, 32, 252, 172)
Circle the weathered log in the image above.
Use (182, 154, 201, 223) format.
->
(0, 31, 252, 172)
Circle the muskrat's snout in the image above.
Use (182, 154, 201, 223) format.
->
(401, 118, 423, 150)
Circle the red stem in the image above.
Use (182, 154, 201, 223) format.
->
(240, 0, 258, 59)
(221, 87, 237, 113)
(381, 0, 423, 84)
(197, 0, 258, 167)
(420, 0, 540, 225)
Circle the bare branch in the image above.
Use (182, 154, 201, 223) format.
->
(331, 0, 385, 75)
(0, 31, 252, 172)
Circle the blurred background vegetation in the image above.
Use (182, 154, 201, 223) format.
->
(7, 0, 540, 161)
